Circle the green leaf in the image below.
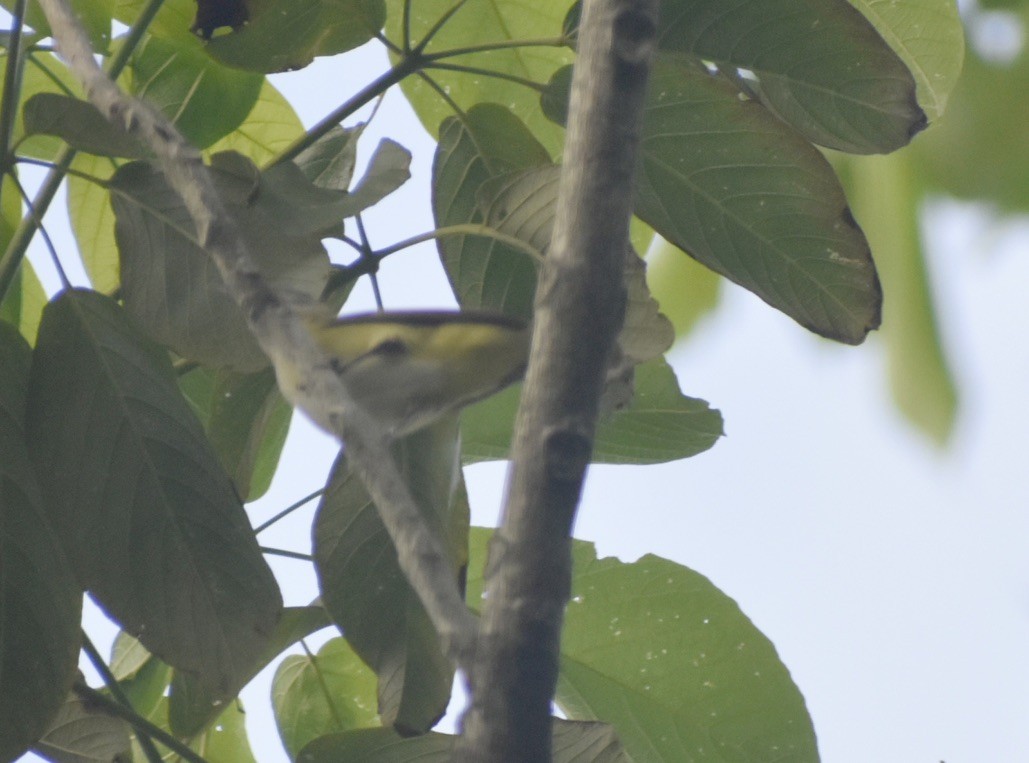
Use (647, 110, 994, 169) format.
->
(296, 125, 362, 191)
(645, 235, 723, 342)
(297, 719, 628, 761)
(0, 259, 46, 346)
(192, 699, 257, 763)
(110, 152, 336, 371)
(24, 290, 282, 708)
(207, 79, 307, 165)
(626, 58, 881, 344)
(0, 322, 82, 763)
(313, 418, 463, 735)
(909, 16, 1029, 212)
(32, 690, 133, 763)
(204, 0, 386, 73)
(475, 164, 674, 363)
(272, 637, 379, 758)
(0, 177, 46, 344)
(110, 630, 153, 681)
(169, 605, 332, 736)
(386, 0, 574, 156)
(658, 0, 926, 153)
(128, 32, 263, 149)
(467, 528, 819, 762)
(1, 0, 112, 51)
(67, 154, 121, 294)
(7, 52, 82, 161)
(336, 138, 412, 217)
(462, 357, 722, 465)
(113, 637, 172, 721)
(114, 0, 196, 43)
(22, 93, 146, 158)
(177, 366, 292, 502)
(843, 151, 957, 445)
(849, 0, 965, 122)
(432, 104, 550, 320)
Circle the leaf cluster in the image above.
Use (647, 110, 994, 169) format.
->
(0, 0, 963, 760)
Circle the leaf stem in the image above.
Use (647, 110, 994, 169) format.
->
(372, 223, 544, 264)
(420, 36, 569, 62)
(260, 546, 314, 562)
(72, 680, 210, 763)
(0, 0, 29, 174)
(80, 633, 164, 763)
(254, 488, 325, 534)
(411, 0, 469, 55)
(401, 0, 412, 53)
(272, 54, 425, 166)
(424, 61, 547, 93)
(300, 639, 347, 731)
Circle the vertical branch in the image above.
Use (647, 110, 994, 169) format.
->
(455, 0, 658, 760)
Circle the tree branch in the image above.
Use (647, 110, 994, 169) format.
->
(37, 0, 477, 667)
(453, 0, 658, 759)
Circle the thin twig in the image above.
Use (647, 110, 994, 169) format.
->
(254, 488, 325, 534)
(260, 547, 314, 562)
(80, 633, 164, 763)
(72, 682, 209, 763)
(0, 0, 29, 173)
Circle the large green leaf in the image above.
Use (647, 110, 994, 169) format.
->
(0, 176, 46, 344)
(177, 366, 293, 502)
(114, 0, 195, 42)
(658, 0, 925, 153)
(432, 104, 550, 320)
(645, 236, 723, 342)
(850, 0, 965, 122)
(313, 419, 463, 735)
(207, 79, 307, 165)
(24, 290, 282, 707)
(297, 719, 628, 761)
(22, 93, 147, 158)
(385, 0, 574, 156)
(32, 690, 133, 763)
(294, 125, 362, 191)
(474, 164, 674, 363)
(842, 151, 957, 444)
(204, 0, 385, 73)
(461, 358, 723, 465)
(67, 153, 121, 294)
(336, 138, 412, 217)
(7, 51, 82, 161)
(272, 636, 380, 758)
(0, 323, 82, 763)
(467, 529, 818, 762)
(620, 57, 881, 344)
(110, 152, 338, 371)
(909, 10, 1029, 212)
(128, 32, 263, 149)
(168, 605, 331, 736)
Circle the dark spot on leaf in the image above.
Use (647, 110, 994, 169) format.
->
(192, 0, 249, 40)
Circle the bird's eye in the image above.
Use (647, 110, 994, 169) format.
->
(371, 338, 408, 357)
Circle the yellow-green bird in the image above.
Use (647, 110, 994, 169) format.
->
(303, 310, 530, 437)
